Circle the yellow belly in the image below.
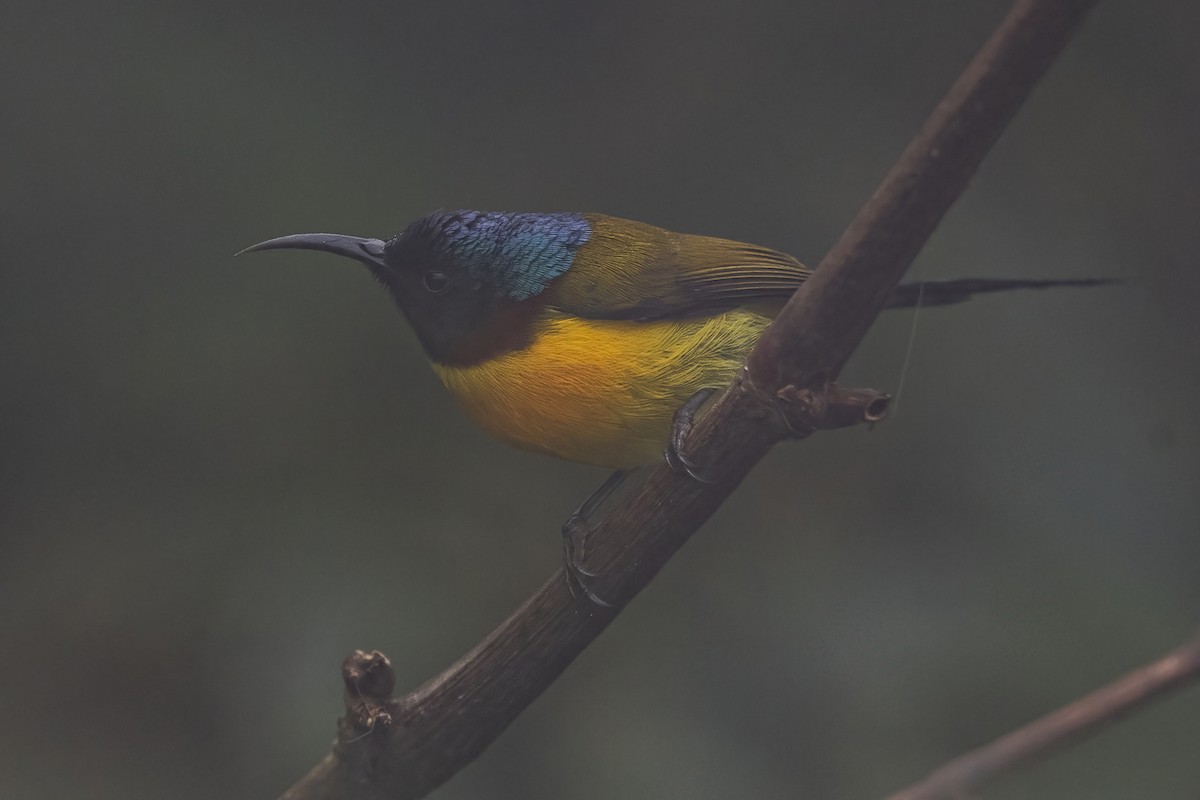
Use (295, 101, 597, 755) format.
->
(432, 309, 771, 468)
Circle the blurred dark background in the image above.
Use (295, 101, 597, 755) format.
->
(2, 1, 1197, 798)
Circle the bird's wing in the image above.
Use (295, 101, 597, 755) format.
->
(543, 214, 809, 321)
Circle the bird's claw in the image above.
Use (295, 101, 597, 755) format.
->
(664, 388, 719, 484)
(560, 469, 630, 610)
(562, 514, 614, 608)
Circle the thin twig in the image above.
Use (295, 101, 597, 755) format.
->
(886, 632, 1200, 800)
(278, 2, 1101, 798)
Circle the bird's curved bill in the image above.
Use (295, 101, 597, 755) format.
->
(236, 233, 388, 272)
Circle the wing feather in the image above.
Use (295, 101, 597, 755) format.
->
(543, 213, 809, 321)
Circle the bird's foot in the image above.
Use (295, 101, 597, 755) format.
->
(664, 388, 719, 484)
(560, 469, 629, 610)
(562, 514, 613, 609)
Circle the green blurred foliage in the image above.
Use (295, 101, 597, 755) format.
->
(1, 1, 1198, 798)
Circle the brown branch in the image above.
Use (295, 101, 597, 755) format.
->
(278, 1, 1100, 798)
(886, 632, 1200, 800)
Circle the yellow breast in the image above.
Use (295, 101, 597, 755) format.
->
(432, 309, 771, 468)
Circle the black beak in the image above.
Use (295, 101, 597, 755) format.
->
(237, 233, 388, 273)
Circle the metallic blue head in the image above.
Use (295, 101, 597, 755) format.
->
(397, 210, 591, 301)
(237, 210, 592, 365)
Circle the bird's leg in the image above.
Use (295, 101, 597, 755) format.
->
(664, 388, 719, 484)
(562, 468, 630, 609)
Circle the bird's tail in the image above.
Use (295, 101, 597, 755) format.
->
(887, 277, 1116, 309)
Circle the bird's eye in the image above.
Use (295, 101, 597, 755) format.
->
(423, 270, 450, 293)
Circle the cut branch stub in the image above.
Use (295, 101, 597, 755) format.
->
(772, 383, 891, 437)
(343, 650, 396, 704)
(340, 650, 398, 739)
(319, 650, 404, 800)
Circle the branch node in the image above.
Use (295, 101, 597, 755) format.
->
(342, 649, 397, 734)
(774, 383, 891, 436)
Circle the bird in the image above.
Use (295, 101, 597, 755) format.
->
(241, 210, 1109, 605)
(240, 210, 1106, 470)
